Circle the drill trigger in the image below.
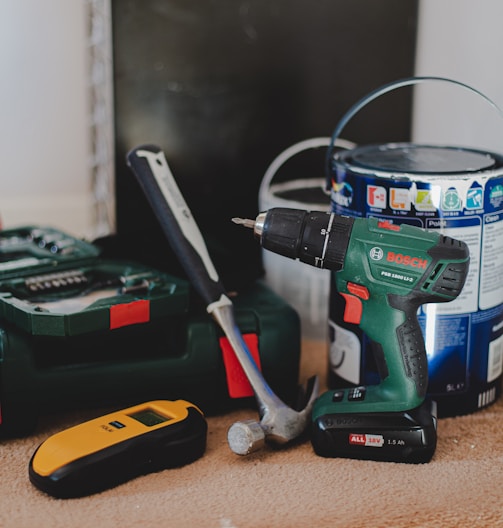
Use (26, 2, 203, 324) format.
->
(340, 293, 363, 324)
(341, 283, 369, 324)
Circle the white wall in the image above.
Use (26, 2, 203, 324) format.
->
(413, 0, 503, 152)
(0, 0, 92, 236)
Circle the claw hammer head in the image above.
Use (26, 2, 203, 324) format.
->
(227, 376, 320, 455)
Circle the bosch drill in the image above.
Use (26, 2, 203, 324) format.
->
(233, 207, 470, 462)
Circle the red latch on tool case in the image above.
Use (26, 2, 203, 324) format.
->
(109, 300, 150, 329)
(220, 334, 261, 398)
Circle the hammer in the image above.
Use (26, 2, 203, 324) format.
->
(127, 145, 319, 455)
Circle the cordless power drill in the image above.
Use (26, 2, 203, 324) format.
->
(233, 207, 470, 462)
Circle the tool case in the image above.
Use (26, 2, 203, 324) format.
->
(0, 226, 301, 436)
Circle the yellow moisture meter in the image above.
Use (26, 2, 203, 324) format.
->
(28, 400, 207, 498)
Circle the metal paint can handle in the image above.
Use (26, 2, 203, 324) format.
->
(325, 76, 503, 186)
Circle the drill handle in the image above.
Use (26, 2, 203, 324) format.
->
(126, 145, 229, 310)
(370, 298, 428, 405)
(390, 297, 429, 401)
(342, 283, 428, 407)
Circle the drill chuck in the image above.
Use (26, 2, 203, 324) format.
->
(234, 208, 354, 271)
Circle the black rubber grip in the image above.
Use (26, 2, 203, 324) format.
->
(261, 208, 308, 259)
(395, 311, 429, 399)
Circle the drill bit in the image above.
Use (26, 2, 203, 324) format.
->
(232, 217, 256, 229)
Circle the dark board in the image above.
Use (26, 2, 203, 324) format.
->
(112, 0, 418, 289)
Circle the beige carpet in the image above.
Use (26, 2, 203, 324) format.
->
(2, 340, 503, 528)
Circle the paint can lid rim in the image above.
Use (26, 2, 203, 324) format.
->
(334, 143, 502, 176)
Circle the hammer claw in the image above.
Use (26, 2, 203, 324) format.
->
(212, 303, 319, 455)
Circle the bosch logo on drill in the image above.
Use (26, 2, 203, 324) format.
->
(369, 247, 384, 261)
(386, 251, 428, 269)
(370, 247, 428, 269)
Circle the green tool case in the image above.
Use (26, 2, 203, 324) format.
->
(0, 226, 301, 436)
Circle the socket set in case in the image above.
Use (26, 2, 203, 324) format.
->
(0, 226, 301, 436)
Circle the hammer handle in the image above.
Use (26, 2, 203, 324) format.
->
(126, 145, 231, 311)
(126, 145, 284, 415)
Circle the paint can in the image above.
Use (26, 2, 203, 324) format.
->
(327, 77, 503, 416)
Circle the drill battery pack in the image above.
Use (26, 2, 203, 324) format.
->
(311, 398, 437, 463)
(0, 226, 301, 437)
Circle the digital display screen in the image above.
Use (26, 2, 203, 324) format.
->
(128, 409, 170, 427)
